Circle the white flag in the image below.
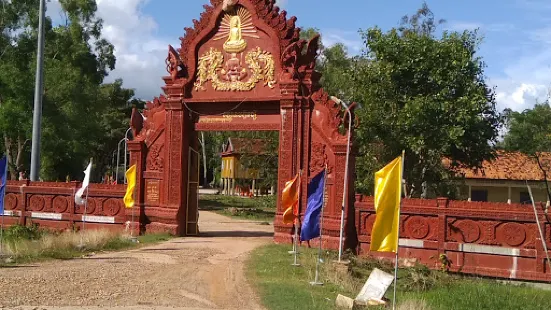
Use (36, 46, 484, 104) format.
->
(75, 161, 92, 206)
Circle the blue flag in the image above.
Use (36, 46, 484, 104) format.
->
(300, 169, 326, 241)
(0, 156, 7, 214)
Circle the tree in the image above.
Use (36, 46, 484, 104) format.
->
(201, 131, 279, 192)
(347, 3, 503, 196)
(500, 102, 551, 205)
(501, 103, 551, 154)
(0, 0, 135, 181)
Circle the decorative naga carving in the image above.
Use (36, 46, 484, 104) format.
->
(194, 47, 276, 91)
(302, 34, 321, 70)
(134, 96, 167, 142)
(311, 89, 347, 142)
(166, 45, 184, 81)
(281, 39, 305, 79)
(130, 108, 144, 138)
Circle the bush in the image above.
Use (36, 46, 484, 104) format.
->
(3, 224, 43, 241)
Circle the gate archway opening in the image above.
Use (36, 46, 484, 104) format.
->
(127, 0, 357, 251)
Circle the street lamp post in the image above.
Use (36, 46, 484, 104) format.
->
(330, 96, 356, 262)
(30, 0, 47, 181)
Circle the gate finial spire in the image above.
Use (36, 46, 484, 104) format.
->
(222, 0, 238, 12)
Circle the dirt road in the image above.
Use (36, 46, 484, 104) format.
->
(0, 211, 274, 310)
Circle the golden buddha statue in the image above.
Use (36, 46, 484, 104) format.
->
(224, 15, 247, 53)
(213, 6, 259, 53)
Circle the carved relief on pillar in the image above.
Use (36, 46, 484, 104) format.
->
(146, 143, 165, 173)
(166, 109, 184, 208)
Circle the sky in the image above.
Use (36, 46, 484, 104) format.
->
(45, 0, 551, 112)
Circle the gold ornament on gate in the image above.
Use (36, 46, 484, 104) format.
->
(194, 6, 276, 91)
(214, 6, 258, 53)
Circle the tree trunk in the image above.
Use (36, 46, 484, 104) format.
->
(16, 136, 28, 174)
(3, 134, 15, 180)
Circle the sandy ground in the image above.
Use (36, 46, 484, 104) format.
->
(0, 211, 274, 310)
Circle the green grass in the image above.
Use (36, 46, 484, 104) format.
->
(401, 281, 551, 310)
(0, 225, 173, 265)
(246, 244, 357, 310)
(199, 194, 276, 222)
(247, 244, 551, 310)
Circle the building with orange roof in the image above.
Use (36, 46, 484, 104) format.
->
(450, 151, 551, 204)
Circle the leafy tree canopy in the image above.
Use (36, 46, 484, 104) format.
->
(0, 0, 138, 181)
(317, 3, 503, 197)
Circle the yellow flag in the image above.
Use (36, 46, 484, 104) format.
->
(123, 165, 137, 208)
(282, 173, 300, 224)
(370, 156, 403, 252)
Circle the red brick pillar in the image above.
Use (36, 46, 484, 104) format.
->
(127, 140, 146, 235)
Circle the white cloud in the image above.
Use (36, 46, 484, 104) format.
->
(493, 79, 550, 111)
(489, 27, 551, 111)
(447, 22, 482, 32)
(47, 0, 174, 100)
(321, 30, 363, 54)
(275, 0, 288, 8)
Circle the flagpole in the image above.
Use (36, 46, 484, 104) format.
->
(292, 170, 302, 267)
(392, 150, 405, 310)
(310, 166, 328, 286)
(526, 182, 551, 272)
(80, 158, 92, 247)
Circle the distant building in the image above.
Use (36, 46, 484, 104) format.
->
(450, 151, 550, 204)
(220, 138, 269, 196)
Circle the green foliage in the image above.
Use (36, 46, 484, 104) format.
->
(318, 3, 503, 196)
(3, 224, 43, 241)
(501, 103, 551, 154)
(0, 0, 138, 181)
(201, 131, 279, 190)
(247, 244, 551, 310)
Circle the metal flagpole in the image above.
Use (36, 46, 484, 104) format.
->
(30, 0, 46, 181)
(526, 182, 551, 272)
(80, 185, 90, 247)
(130, 186, 138, 243)
(392, 150, 406, 310)
(310, 166, 328, 286)
(292, 170, 302, 267)
(79, 158, 92, 247)
(330, 96, 355, 262)
(288, 225, 297, 254)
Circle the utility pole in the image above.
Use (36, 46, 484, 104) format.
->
(30, 0, 46, 181)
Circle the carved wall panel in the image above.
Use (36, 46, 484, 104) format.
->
(355, 197, 551, 282)
(5, 193, 18, 210)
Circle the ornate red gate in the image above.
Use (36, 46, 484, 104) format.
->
(127, 0, 357, 250)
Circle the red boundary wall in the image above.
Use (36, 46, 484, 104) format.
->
(355, 195, 551, 282)
(5, 180, 551, 283)
(3, 181, 137, 234)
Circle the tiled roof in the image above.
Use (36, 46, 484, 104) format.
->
(449, 151, 551, 181)
(222, 138, 270, 155)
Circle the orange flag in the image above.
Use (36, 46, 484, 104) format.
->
(282, 173, 300, 224)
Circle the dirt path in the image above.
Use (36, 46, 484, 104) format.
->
(0, 211, 274, 310)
